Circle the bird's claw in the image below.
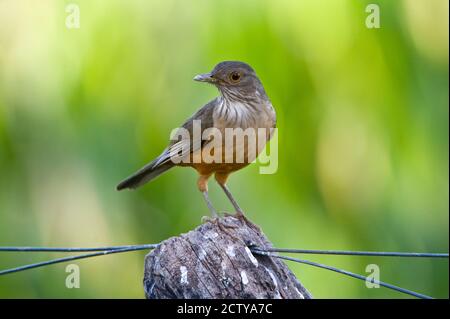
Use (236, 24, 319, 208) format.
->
(201, 215, 219, 224)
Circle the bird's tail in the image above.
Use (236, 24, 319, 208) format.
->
(116, 160, 174, 191)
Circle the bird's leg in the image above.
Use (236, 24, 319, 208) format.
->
(215, 173, 244, 216)
(220, 184, 244, 216)
(202, 190, 218, 218)
(198, 174, 218, 220)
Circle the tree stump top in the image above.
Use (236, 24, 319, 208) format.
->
(143, 215, 311, 299)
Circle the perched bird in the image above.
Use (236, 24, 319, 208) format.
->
(117, 61, 276, 217)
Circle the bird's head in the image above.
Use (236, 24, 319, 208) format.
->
(194, 61, 267, 102)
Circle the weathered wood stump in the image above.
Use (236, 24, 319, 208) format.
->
(143, 215, 312, 299)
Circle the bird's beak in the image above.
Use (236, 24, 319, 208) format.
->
(193, 73, 216, 83)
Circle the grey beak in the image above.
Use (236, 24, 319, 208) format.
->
(193, 73, 215, 83)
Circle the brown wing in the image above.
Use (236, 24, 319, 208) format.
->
(152, 98, 218, 167)
(117, 99, 218, 190)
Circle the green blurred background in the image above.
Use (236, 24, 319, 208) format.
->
(0, 0, 448, 298)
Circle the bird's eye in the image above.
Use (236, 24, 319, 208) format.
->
(229, 71, 241, 83)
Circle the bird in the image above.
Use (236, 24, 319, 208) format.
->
(117, 61, 276, 218)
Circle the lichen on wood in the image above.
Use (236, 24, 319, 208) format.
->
(143, 214, 312, 299)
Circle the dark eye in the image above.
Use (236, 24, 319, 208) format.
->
(229, 71, 241, 83)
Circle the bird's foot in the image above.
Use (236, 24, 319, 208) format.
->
(200, 214, 233, 238)
(201, 215, 219, 224)
(234, 209, 245, 218)
(223, 209, 245, 218)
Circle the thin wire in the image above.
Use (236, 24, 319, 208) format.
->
(3, 245, 447, 258)
(0, 243, 446, 298)
(251, 247, 449, 258)
(252, 250, 433, 299)
(0, 244, 158, 253)
(0, 244, 158, 276)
